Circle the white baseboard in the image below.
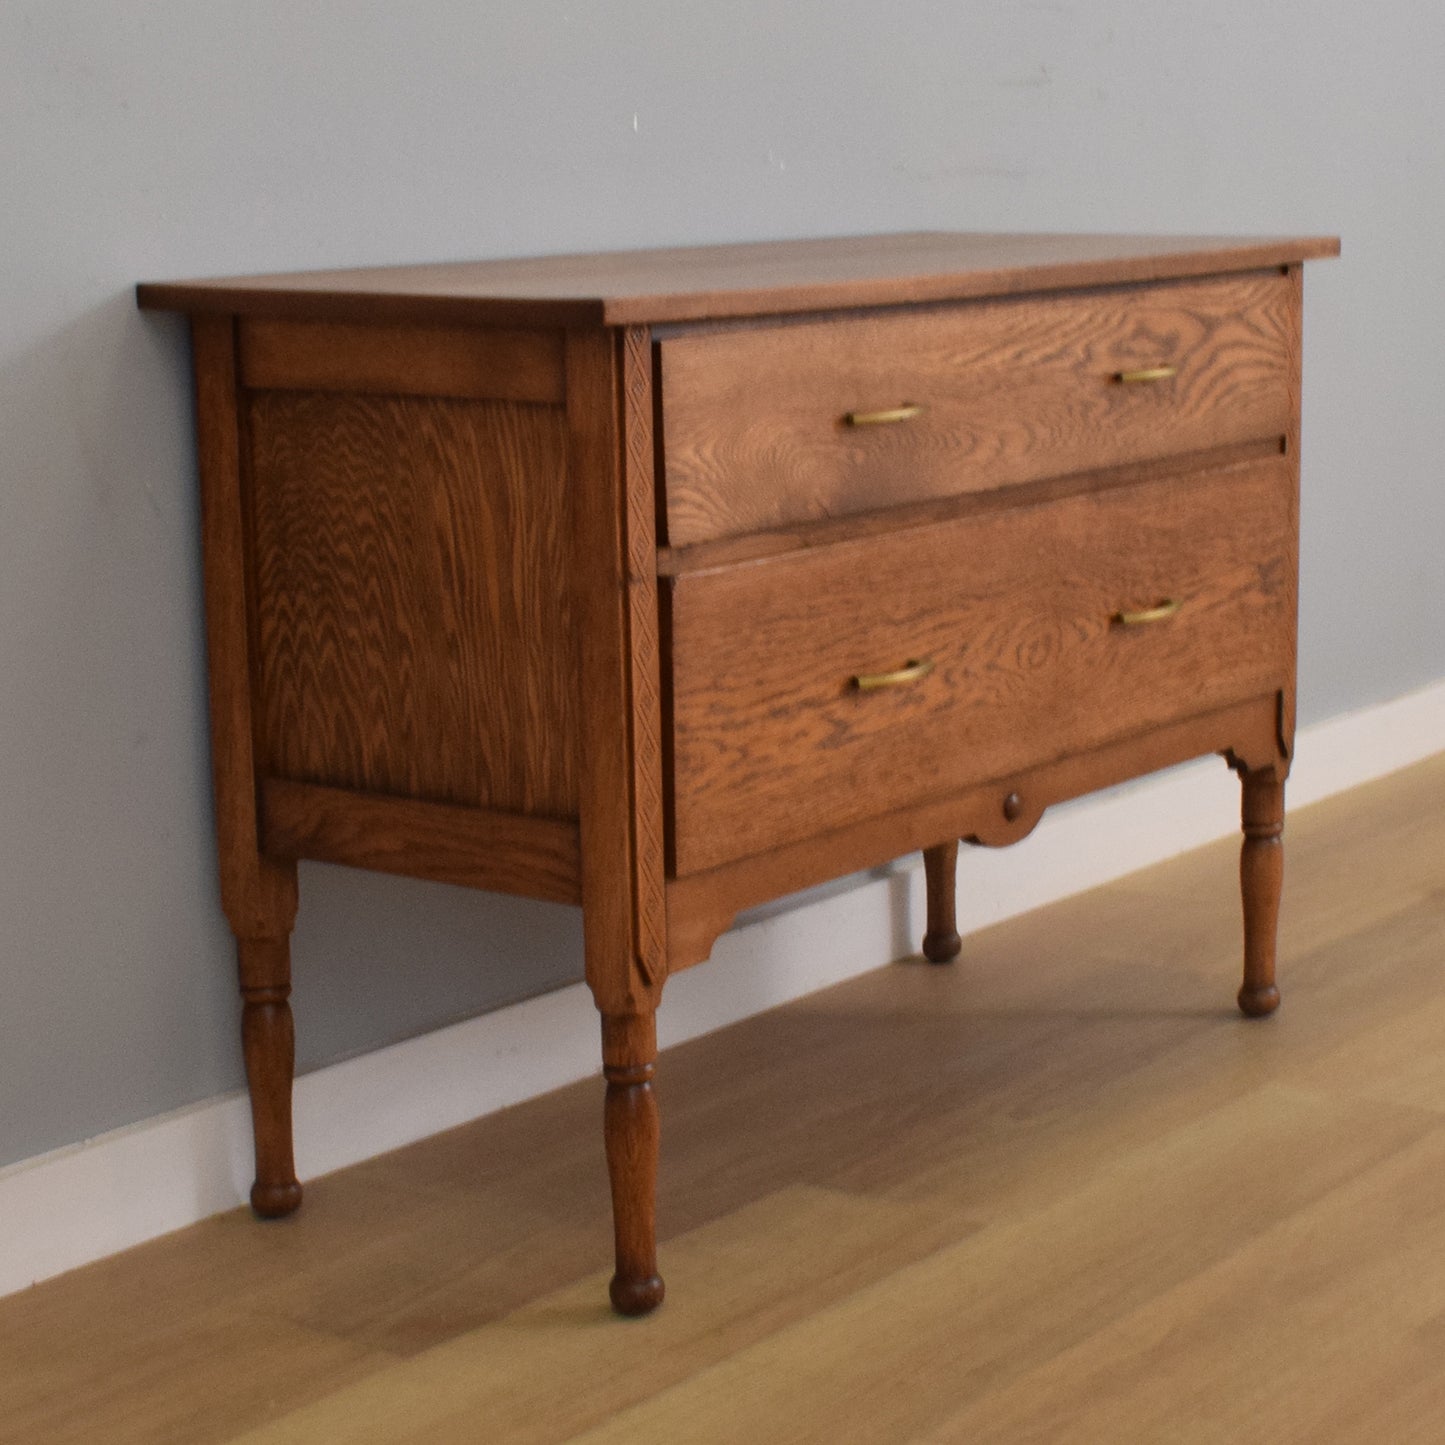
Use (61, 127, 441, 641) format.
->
(4, 678, 1443, 1299)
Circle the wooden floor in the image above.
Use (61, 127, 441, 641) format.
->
(5, 755, 1445, 1443)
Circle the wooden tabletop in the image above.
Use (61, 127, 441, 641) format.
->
(137, 231, 1340, 329)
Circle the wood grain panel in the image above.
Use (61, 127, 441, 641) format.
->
(238, 320, 564, 403)
(668, 458, 1295, 875)
(260, 779, 581, 903)
(660, 272, 1294, 545)
(656, 438, 1284, 578)
(248, 391, 577, 816)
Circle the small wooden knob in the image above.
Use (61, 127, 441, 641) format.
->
(1002, 791, 1024, 822)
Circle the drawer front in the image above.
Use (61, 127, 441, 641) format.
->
(660, 272, 1295, 548)
(668, 459, 1295, 876)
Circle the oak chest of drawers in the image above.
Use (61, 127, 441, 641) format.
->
(138, 231, 1339, 1314)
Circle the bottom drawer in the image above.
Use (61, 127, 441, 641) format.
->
(667, 459, 1295, 876)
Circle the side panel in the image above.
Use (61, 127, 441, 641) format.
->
(247, 388, 578, 819)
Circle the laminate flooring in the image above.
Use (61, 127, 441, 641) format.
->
(5, 754, 1444, 1443)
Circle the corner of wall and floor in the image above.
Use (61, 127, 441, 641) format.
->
(3, 678, 1443, 1300)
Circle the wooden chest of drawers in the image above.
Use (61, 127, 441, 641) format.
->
(138, 231, 1338, 1314)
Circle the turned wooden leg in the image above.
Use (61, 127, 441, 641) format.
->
(601, 1013, 663, 1317)
(1238, 769, 1284, 1018)
(922, 840, 962, 963)
(237, 934, 302, 1217)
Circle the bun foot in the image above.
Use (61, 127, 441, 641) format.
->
(609, 1271, 665, 1317)
(250, 1179, 303, 1218)
(922, 928, 962, 964)
(1238, 983, 1281, 1018)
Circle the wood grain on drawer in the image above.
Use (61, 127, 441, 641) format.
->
(668, 459, 1295, 876)
(659, 272, 1295, 547)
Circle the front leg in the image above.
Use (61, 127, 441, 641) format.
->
(569, 328, 670, 1315)
(1238, 768, 1284, 1017)
(602, 1013, 664, 1316)
(190, 315, 303, 1217)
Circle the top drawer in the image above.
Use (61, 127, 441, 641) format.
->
(658, 271, 1296, 547)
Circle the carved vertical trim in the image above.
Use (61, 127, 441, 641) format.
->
(192, 314, 298, 938)
(1278, 263, 1304, 763)
(567, 327, 666, 1014)
(620, 326, 667, 988)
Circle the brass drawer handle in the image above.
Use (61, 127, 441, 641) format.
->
(843, 403, 925, 427)
(1114, 365, 1178, 384)
(852, 658, 935, 692)
(1115, 598, 1182, 627)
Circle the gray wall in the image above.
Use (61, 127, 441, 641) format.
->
(3, 1, 1442, 1169)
